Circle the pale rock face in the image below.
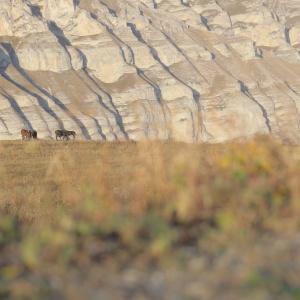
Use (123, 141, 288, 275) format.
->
(67, 10, 104, 37)
(0, 0, 47, 37)
(41, 0, 75, 28)
(250, 23, 284, 48)
(0, 0, 300, 143)
(161, 83, 191, 102)
(16, 34, 71, 72)
(0, 2, 13, 36)
(214, 44, 231, 58)
(132, 45, 156, 69)
(82, 45, 128, 83)
(156, 45, 183, 66)
(289, 25, 300, 46)
(229, 40, 257, 60)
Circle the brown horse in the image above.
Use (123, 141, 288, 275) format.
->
(21, 129, 38, 140)
(21, 129, 32, 140)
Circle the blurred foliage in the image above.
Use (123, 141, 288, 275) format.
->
(0, 137, 299, 299)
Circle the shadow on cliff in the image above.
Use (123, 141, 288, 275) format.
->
(90, 11, 170, 139)
(0, 45, 64, 134)
(47, 20, 128, 140)
(1, 43, 91, 139)
(126, 22, 210, 141)
(73, 0, 80, 9)
(100, 1, 117, 17)
(239, 80, 272, 133)
(91, 12, 163, 104)
(139, 6, 209, 84)
(0, 89, 33, 131)
(27, 4, 42, 18)
(184, 29, 273, 136)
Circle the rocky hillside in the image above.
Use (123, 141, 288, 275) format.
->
(0, 0, 300, 142)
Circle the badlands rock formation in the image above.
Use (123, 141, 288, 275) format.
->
(0, 0, 300, 142)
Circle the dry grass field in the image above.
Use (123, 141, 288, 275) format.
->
(0, 137, 300, 299)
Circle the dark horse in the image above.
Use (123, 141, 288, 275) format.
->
(21, 129, 37, 140)
(55, 130, 76, 141)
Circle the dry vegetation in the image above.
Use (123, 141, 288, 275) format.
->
(0, 137, 300, 299)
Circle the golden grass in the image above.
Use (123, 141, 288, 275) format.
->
(0, 137, 300, 299)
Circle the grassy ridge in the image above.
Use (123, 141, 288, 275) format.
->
(0, 138, 300, 299)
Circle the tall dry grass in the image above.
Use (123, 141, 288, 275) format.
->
(0, 137, 300, 299)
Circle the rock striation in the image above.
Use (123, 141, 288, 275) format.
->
(1, 0, 300, 143)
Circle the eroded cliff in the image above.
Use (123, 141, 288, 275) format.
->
(1, 0, 300, 142)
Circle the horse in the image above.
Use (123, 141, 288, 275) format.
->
(21, 129, 32, 140)
(55, 130, 76, 141)
(21, 129, 38, 140)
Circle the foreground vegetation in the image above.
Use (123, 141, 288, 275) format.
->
(0, 137, 300, 299)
